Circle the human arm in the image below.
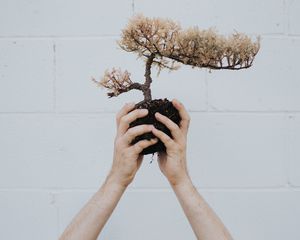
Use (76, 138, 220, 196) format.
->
(59, 103, 158, 240)
(172, 178, 233, 240)
(151, 99, 233, 240)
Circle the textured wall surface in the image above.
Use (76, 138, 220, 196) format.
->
(0, 0, 300, 239)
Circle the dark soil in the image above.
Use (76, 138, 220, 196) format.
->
(129, 98, 181, 155)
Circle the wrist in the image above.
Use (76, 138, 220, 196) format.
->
(105, 172, 130, 190)
(169, 174, 192, 189)
(93, 174, 127, 207)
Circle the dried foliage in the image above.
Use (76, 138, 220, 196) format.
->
(95, 14, 260, 100)
(119, 14, 260, 70)
(92, 68, 134, 97)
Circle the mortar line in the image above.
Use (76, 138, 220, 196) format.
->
(1, 33, 300, 40)
(53, 41, 57, 113)
(1, 186, 300, 192)
(204, 69, 209, 112)
(282, 0, 287, 35)
(0, 35, 120, 40)
(132, 0, 135, 14)
(285, 115, 295, 186)
(1, 111, 300, 115)
(283, 0, 289, 35)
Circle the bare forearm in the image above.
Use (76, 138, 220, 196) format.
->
(59, 176, 126, 240)
(172, 178, 233, 240)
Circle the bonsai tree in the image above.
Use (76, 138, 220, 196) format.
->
(93, 14, 260, 155)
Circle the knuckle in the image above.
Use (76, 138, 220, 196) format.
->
(132, 108, 140, 114)
(141, 140, 151, 148)
(144, 124, 153, 131)
(137, 124, 152, 133)
(139, 108, 148, 116)
(165, 136, 173, 143)
(134, 145, 142, 153)
(126, 127, 136, 137)
(120, 115, 129, 125)
(137, 141, 146, 148)
(136, 109, 147, 118)
(172, 124, 180, 131)
(157, 131, 164, 139)
(136, 139, 152, 149)
(133, 140, 142, 149)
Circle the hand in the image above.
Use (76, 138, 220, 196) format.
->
(107, 102, 158, 187)
(151, 99, 191, 186)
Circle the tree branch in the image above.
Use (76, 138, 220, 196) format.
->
(107, 82, 144, 98)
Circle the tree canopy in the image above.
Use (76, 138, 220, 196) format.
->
(94, 15, 260, 100)
(119, 15, 260, 71)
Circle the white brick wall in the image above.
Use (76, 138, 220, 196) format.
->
(0, 0, 299, 239)
(0, 40, 54, 112)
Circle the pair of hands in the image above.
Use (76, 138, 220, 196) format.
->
(107, 99, 191, 188)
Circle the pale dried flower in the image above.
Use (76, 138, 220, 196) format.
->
(92, 68, 132, 97)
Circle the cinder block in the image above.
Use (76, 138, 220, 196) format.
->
(207, 37, 300, 111)
(0, 191, 58, 240)
(56, 190, 195, 239)
(55, 38, 206, 112)
(188, 113, 288, 188)
(135, 0, 284, 34)
(288, 115, 300, 186)
(208, 190, 300, 240)
(0, 114, 115, 188)
(0, 40, 54, 112)
(288, 0, 300, 35)
(0, 0, 133, 36)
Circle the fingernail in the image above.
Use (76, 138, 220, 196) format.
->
(142, 109, 148, 114)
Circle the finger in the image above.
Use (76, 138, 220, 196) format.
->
(118, 108, 149, 135)
(123, 124, 154, 145)
(172, 99, 190, 132)
(132, 138, 158, 154)
(115, 102, 136, 126)
(151, 127, 175, 149)
(154, 112, 182, 140)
